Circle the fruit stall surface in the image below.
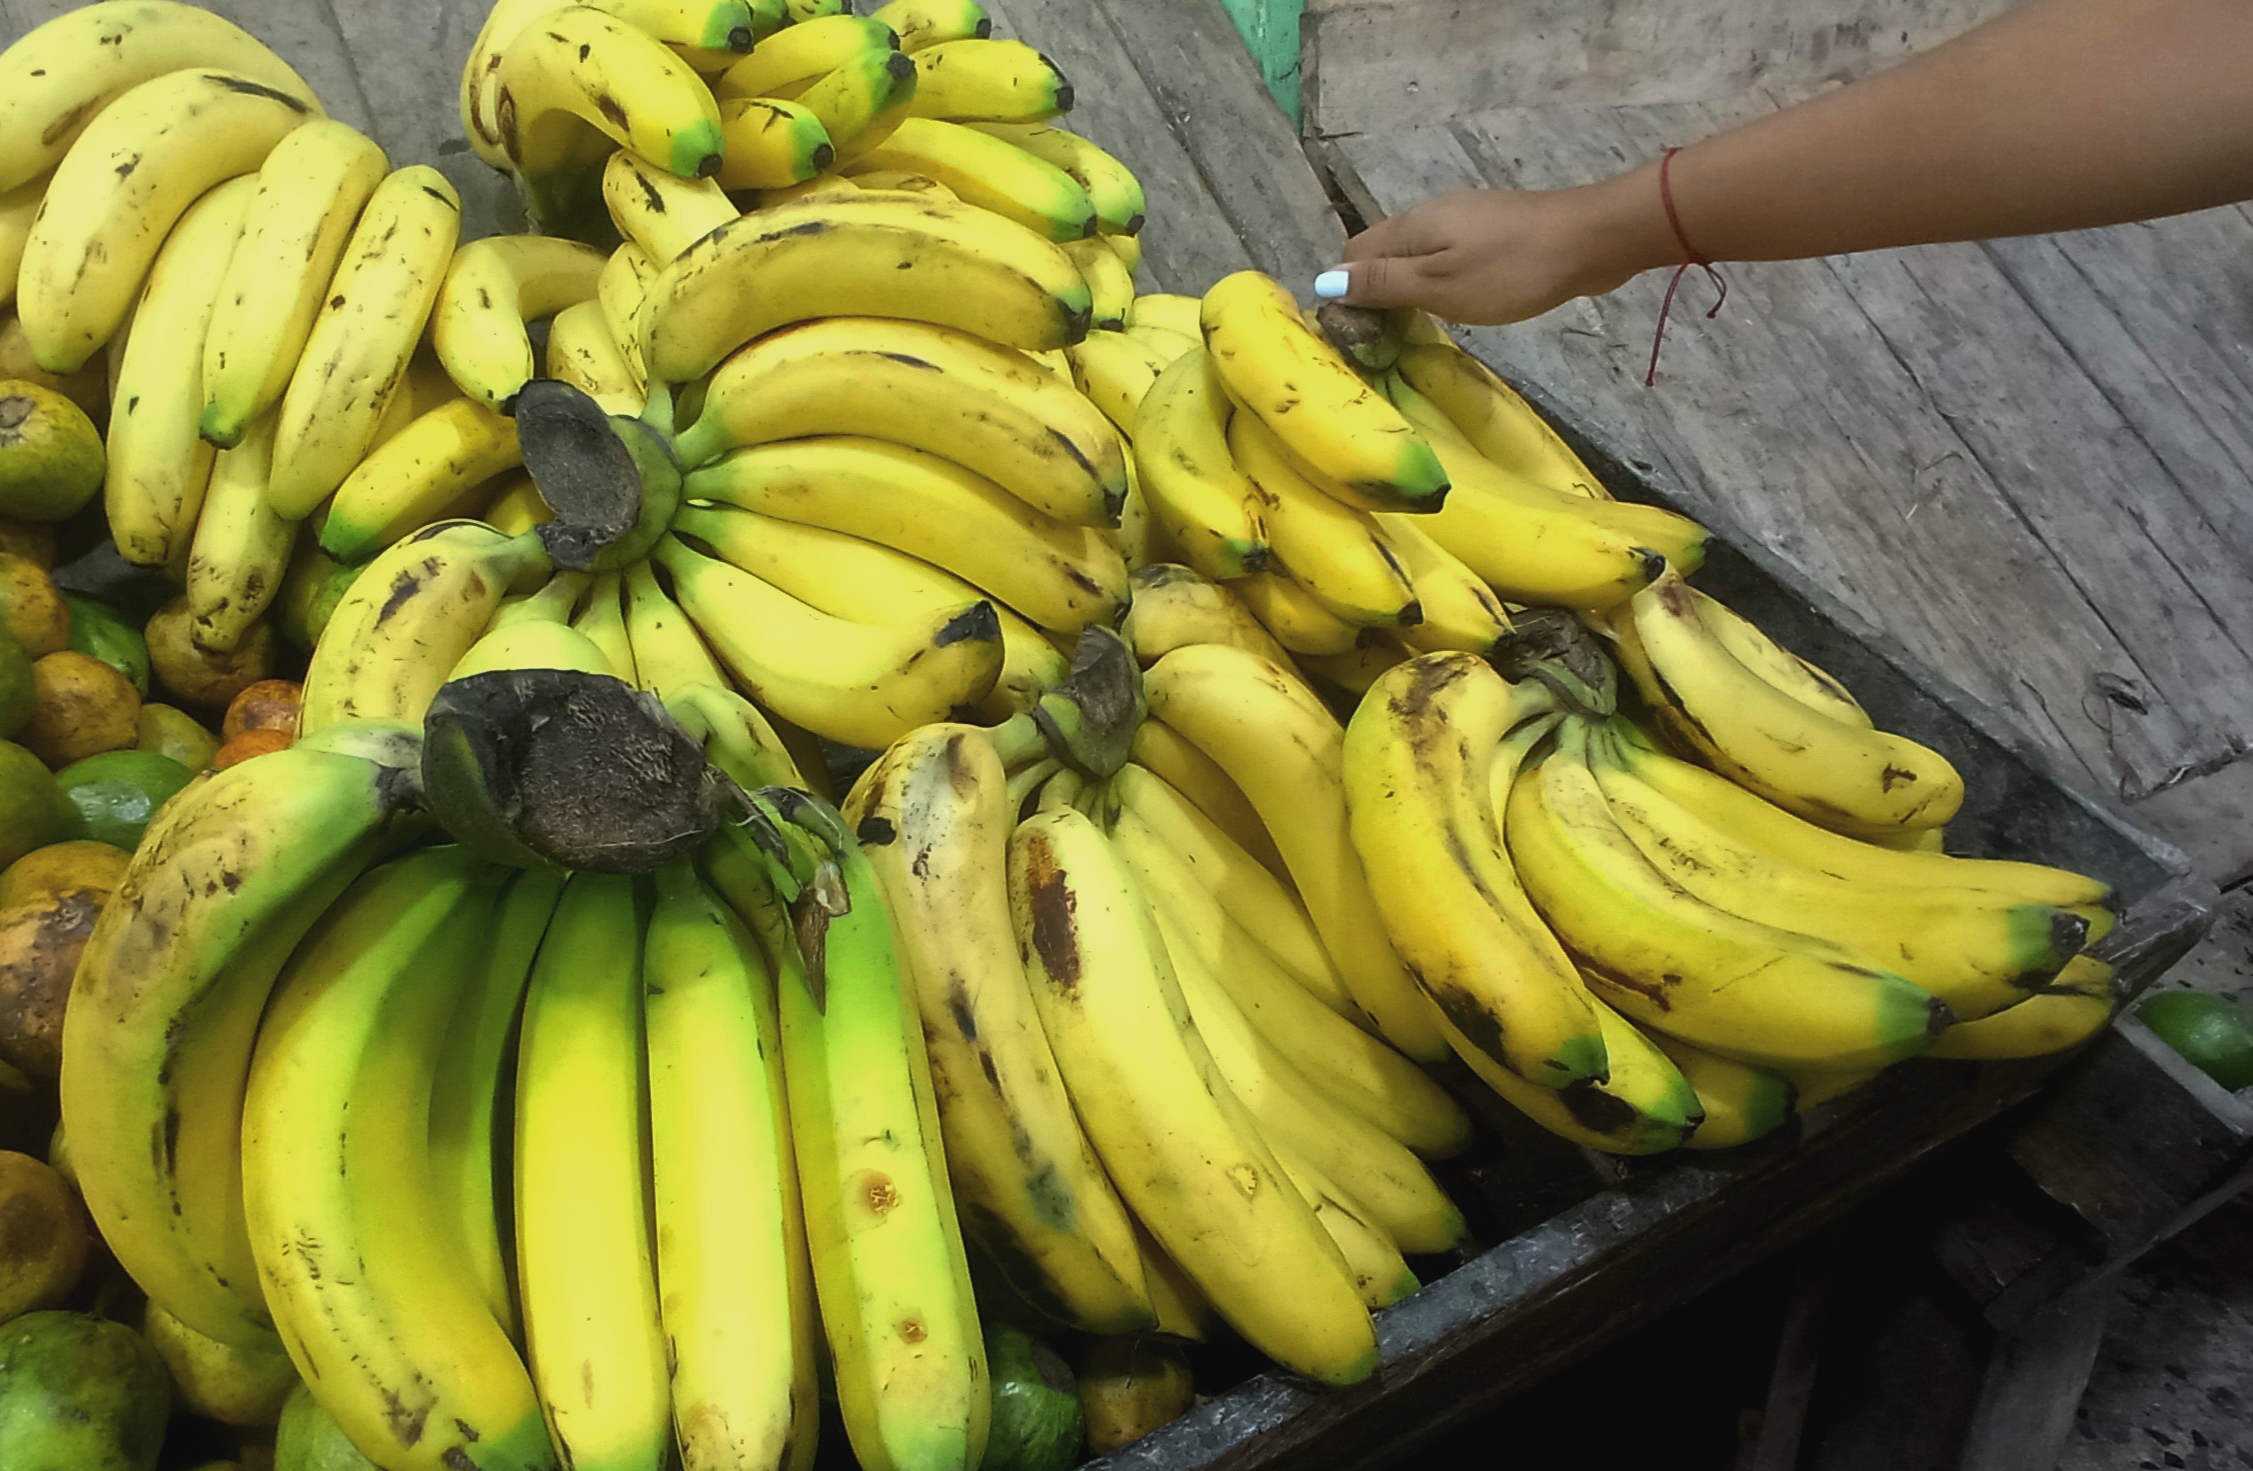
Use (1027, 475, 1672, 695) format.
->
(4, 0, 2253, 1468)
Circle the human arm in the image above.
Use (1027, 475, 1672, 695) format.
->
(1319, 0, 2253, 324)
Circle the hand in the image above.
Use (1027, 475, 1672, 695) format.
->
(1316, 176, 1675, 326)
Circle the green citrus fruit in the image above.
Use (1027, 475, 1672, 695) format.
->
(54, 750, 194, 852)
(0, 380, 103, 522)
(0, 632, 30, 741)
(136, 703, 219, 771)
(0, 742, 73, 870)
(61, 594, 149, 698)
(2139, 990, 2253, 1092)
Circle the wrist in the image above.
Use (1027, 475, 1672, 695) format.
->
(1573, 162, 1682, 291)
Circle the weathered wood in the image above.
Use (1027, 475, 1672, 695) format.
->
(1300, 0, 2009, 139)
(1956, 1292, 2114, 1471)
(1741, 1254, 1832, 1471)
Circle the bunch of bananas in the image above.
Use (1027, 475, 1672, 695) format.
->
(10, 1, 2134, 1467)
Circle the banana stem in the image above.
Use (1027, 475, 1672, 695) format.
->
(986, 712, 1051, 771)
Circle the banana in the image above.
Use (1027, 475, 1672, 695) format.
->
(1119, 563, 1293, 668)
(672, 501, 1059, 720)
(300, 521, 551, 735)
(645, 858, 808, 1471)
(623, 557, 731, 698)
(655, 532, 1003, 748)
(905, 39, 1071, 123)
(1386, 374, 1695, 610)
(968, 123, 1142, 235)
(672, 316, 1127, 525)
(545, 298, 645, 414)
(1068, 328, 1168, 428)
(431, 234, 607, 412)
(603, 149, 740, 263)
(103, 174, 257, 568)
(1604, 722, 2111, 912)
(516, 874, 671, 1471)
(1151, 900, 1465, 1251)
(1107, 762, 1352, 1016)
(716, 98, 838, 189)
(61, 727, 418, 1351)
(1125, 323, 1197, 362)
(1229, 407, 1419, 627)
(494, 7, 727, 234)
(449, 619, 611, 680)
(1126, 293, 1200, 339)
(1649, 1033, 1797, 1150)
(1393, 340, 1609, 500)
(1619, 568, 1964, 834)
(1129, 349, 1268, 579)
(1685, 587, 1871, 728)
(1200, 271, 1444, 510)
(1929, 956, 2117, 1061)
(1506, 721, 1950, 1070)
(199, 120, 389, 448)
(1343, 656, 1608, 1086)
(1588, 724, 2090, 1020)
(1375, 513, 1511, 653)
(709, 810, 989, 1471)
(1109, 231, 1141, 274)
(846, 117, 1097, 240)
(598, 242, 658, 392)
(0, 3, 321, 195)
(185, 413, 295, 654)
(267, 166, 462, 520)
(609, 0, 761, 48)
(872, 0, 991, 50)
(14, 71, 310, 373)
(429, 867, 566, 1342)
(787, 0, 850, 18)
(848, 727, 1155, 1332)
(639, 193, 1091, 390)
(797, 48, 922, 156)
(1270, 1138, 1419, 1310)
(1302, 635, 1414, 698)
(483, 471, 554, 535)
(318, 398, 522, 563)
(0, 173, 45, 311)
(1144, 643, 1450, 1061)
(683, 436, 1125, 632)
(1126, 717, 1294, 888)
(244, 849, 559, 1471)
(1233, 570, 1362, 656)
(1009, 802, 1378, 1384)
(570, 571, 639, 683)
(715, 14, 900, 99)
(1449, 997, 1702, 1155)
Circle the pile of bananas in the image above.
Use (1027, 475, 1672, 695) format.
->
(0, 1, 2130, 1468)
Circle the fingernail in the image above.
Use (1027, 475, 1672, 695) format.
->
(1313, 269, 1350, 300)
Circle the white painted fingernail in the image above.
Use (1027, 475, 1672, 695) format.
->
(1313, 269, 1350, 300)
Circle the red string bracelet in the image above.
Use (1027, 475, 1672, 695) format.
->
(1643, 146, 1728, 387)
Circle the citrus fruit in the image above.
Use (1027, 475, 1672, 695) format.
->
(0, 840, 130, 909)
(2139, 991, 2253, 1092)
(21, 651, 138, 768)
(0, 382, 103, 522)
(54, 750, 194, 851)
(0, 743, 73, 870)
(136, 704, 220, 771)
(0, 554, 69, 658)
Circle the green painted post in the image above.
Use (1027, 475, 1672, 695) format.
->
(1214, 0, 1304, 126)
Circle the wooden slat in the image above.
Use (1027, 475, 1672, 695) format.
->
(1955, 1292, 2113, 1471)
(1300, 0, 2008, 139)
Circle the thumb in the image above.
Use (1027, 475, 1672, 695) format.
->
(1315, 253, 1431, 310)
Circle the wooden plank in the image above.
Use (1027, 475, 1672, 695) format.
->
(981, 0, 1258, 295)
(1740, 1254, 1833, 1471)
(1080, 0, 1344, 291)
(1300, 0, 2008, 140)
(1213, 0, 1301, 125)
(1321, 101, 2253, 869)
(1956, 1293, 2114, 1471)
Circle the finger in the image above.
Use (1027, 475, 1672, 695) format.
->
(1320, 254, 1434, 310)
(1338, 210, 1427, 263)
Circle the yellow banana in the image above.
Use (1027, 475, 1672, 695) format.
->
(16, 69, 314, 372)
(1202, 271, 1445, 510)
(623, 557, 730, 698)
(268, 166, 462, 520)
(904, 38, 1070, 123)
(598, 241, 658, 393)
(1143, 643, 1450, 1061)
(603, 148, 740, 263)
(682, 435, 1125, 632)
(870, 0, 991, 51)
(1269, 1139, 1419, 1310)
(319, 398, 522, 563)
(1126, 717, 1293, 886)
(544, 298, 645, 414)
(1130, 349, 1268, 579)
(1447, 998, 1702, 1155)
(185, 412, 295, 654)
(1929, 956, 2117, 1060)
(1301, 634, 1414, 697)
(1394, 339, 1610, 500)
(570, 571, 640, 683)
(1649, 1033, 1797, 1150)
(798, 48, 921, 156)
(1233, 569, 1362, 655)
(846, 117, 1097, 240)
(200, 119, 389, 448)
(672, 316, 1127, 526)
(1125, 293, 1200, 339)
(431, 234, 607, 412)
(1118, 563, 1293, 669)
(103, 174, 256, 567)
(715, 97, 838, 189)
(1228, 407, 1418, 627)
(1375, 512, 1511, 653)
(714, 13, 900, 99)
(639, 191, 1092, 388)
(969, 122, 1144, 235)
(1681, 587, 1870, 728)
(1068, 327, 1168, 430)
